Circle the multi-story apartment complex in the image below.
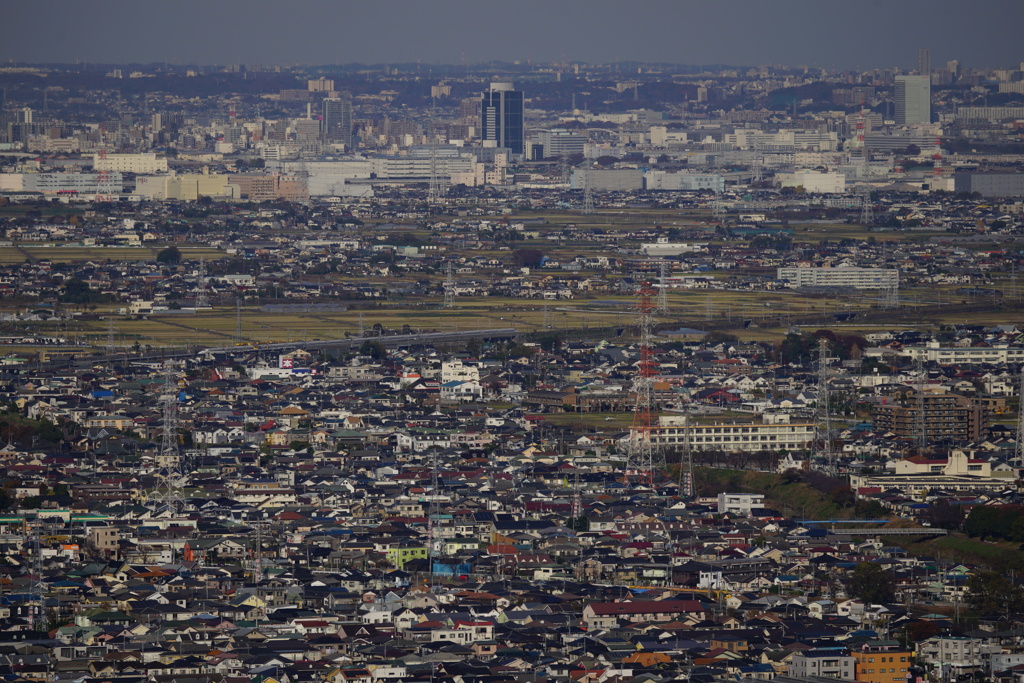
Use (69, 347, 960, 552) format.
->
(903, 342, 1024, 365)
(872, 391, 986, 444)
(652, 416, 814, 453)
(788, 648, 856, 680)
(776, 266, 899, 290)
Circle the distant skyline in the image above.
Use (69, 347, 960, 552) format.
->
(6, 0, 1024, 72)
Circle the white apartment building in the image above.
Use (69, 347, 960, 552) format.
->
(716, 493, 765, 515)
(903, 342, 1024, 365)
(440, 360, 480, 384)
(652, 415, 814, 452)
(789, 649, 857, 680)
(92, 153, 168, 174)
(777, 266, 899, 290)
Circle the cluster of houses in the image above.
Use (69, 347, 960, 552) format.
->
(0, 325, 1021, 681)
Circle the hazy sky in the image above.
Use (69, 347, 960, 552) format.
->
(6, 0, 1023, 70)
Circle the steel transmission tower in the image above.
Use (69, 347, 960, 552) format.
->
(582, 167, 595, 215)
(657, 262, 670, 314)
(443, 261, 455, 309)
(883, 278, 901, 309)
(157, 361, 186, 512)
(916, 356, 928, 453)
(195, 259, 209, 309)
(812, 341, 835, 474)
(1015, 367, 1024, 467)
(678, 413, 695, 498)
(427, 448, 441, 587)
(235, 297, 243, 343)
(859, 186, 874, 226)
(626, 279, 662, 487)
(427, 99, 446, 203)
(106, 318, 116, 355)
(28, 519, 43, 631)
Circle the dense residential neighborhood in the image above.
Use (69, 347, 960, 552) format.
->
(3, 43, 1024, 683)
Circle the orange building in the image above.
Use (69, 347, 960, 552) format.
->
(852, 640, 913, 683)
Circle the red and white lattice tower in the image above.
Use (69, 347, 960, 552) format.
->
(626, 278, 661, 488)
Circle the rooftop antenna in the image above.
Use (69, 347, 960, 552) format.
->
(812, 340, 835, 475)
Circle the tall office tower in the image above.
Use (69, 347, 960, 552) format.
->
(322, 96, 353, 147)
(480, 82, 524, 154)
(918, 47, 931, 76)
(895, 75, 931, 125)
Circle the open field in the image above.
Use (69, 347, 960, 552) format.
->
(0, 282, 1014, 353)
(0, 245, 224, 264)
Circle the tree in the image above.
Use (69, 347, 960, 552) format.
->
(156, 246, 182, 264)
(844, 562, 894, 605)
(926, 499, 964, 530)
(359, 340, 386, 360)
(513, 249, 545, 268)
(59, 278, 100, 305)
(966, 570, 1024, 615)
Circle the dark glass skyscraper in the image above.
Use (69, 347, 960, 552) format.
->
(322, 95, 353, 147)
(480, 82, 523, 154)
